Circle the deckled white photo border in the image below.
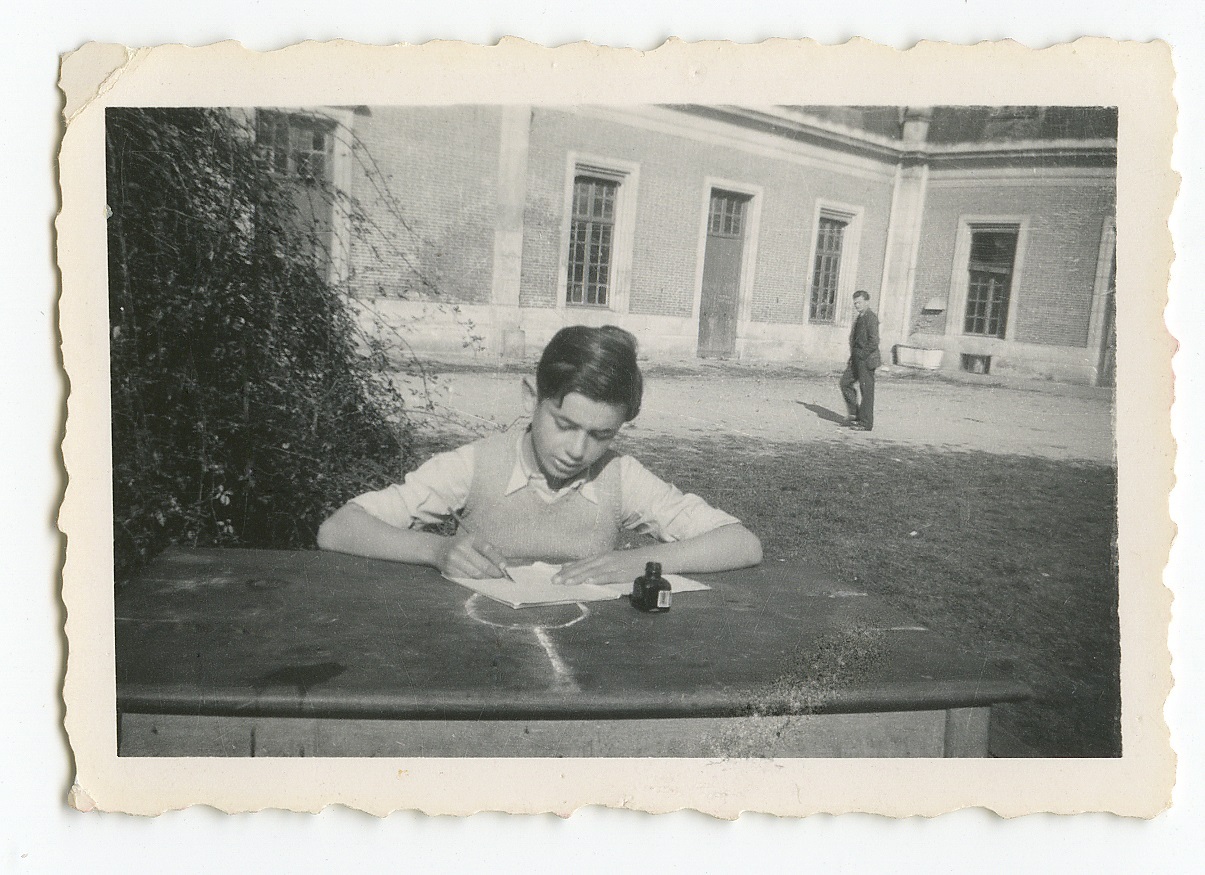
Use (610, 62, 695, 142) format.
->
(58, 38, 1176, 817)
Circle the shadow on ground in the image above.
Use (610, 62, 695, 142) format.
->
(798, 401, 848, 425)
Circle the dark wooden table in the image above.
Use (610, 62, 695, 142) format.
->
(116, 548, 1028, 757)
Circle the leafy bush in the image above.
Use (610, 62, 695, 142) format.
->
(106, 107, 415, 582)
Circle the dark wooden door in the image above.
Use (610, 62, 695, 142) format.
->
(698, 190, 749, 358)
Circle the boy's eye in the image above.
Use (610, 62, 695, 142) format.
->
(551, 415, 615, 441)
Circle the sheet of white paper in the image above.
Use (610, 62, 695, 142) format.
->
(445, 562, 619, 608)
(446, 562, 710, 608)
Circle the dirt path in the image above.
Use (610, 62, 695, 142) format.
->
(406, 364, 1115, 464)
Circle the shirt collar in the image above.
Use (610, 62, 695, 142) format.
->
(505, 427, 600, 503)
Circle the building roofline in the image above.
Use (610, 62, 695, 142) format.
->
(668, 105, 1116, 169)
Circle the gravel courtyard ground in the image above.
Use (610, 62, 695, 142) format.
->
(408, 360, 1115, 464)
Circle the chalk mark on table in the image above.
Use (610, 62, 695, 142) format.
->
(463, 594, 587, 691)
(533, 627, 580, 692)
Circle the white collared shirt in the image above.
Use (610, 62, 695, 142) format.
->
(350, 429, 741, 543)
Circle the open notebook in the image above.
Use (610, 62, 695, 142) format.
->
(445, 561, 710, 609)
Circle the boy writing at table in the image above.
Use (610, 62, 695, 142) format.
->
(318, 325, 762, 586)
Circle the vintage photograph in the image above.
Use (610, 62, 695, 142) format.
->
(107, 102, 1119, 760)
(59, 39, 1174, 817)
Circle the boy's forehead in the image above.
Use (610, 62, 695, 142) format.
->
(541, 392, 627, 428)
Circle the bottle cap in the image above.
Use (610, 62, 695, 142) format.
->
(646, 561, 662, 576)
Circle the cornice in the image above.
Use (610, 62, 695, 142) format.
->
(668, 105, 1117, 171)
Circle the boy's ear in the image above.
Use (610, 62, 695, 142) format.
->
(520, 376, 537, 414)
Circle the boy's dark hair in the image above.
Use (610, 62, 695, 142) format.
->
(853, 289, 870, 301)
(536, 325, 643, 422)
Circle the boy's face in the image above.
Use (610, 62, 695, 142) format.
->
(853, 296, 869, 314)
(528, 391, 627, 487)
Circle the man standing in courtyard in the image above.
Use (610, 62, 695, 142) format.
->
(840, 290, 881, 432)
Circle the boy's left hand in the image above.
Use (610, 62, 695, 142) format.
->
(551, 552, 647, 587)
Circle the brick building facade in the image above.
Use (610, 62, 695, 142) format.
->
(278, 104, 1117, 384)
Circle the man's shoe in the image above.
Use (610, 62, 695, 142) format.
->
(840, 418, 861, 428)
(853, 422, 873, 432)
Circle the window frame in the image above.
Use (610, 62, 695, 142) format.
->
(255, 110, 337, 186)
(803, 200, 864, 327)
(945, 215, 1029, 344)
(565, 175, 620, 307)
(556, 153, 640, 313)
(249, 107, 354, 286)
(963, 227, 1020, 338)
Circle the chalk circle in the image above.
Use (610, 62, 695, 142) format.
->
(464, 594, 590, 631)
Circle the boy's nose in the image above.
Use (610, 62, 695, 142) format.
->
(566, 432, 588, 460)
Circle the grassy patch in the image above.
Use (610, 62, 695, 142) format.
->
(414, 428, 1120, 757)
(627, 432, 1120, 758)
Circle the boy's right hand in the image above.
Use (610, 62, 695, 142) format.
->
(436, 533, 510, 579)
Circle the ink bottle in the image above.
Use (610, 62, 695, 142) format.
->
(631, 561, 671, 612)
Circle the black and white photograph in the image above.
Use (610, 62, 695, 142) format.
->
(107, 101, 1121, 761)
(57, 39, 1174, 818)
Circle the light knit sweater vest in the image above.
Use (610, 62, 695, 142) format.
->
(462, 431, 624, 563)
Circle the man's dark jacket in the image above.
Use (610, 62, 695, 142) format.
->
(850, 309, 882, 369)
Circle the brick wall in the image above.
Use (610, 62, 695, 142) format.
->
(342, 106, 1112, 373)
(913, 179, 1115, 347)
(347, 107, 501, 304)
(521, 109, 894, 323)
(749, 163, 891, 325)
